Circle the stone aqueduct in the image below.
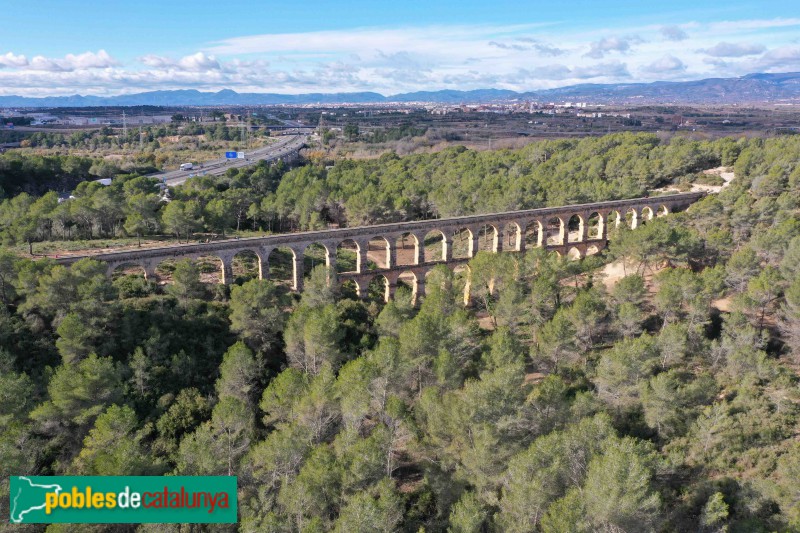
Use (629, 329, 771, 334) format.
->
(55, 192, 706, 303)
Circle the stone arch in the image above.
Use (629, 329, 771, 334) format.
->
(197, 255, 226, 284)
(587, 212, 604, 240)
(477, 224, 499, 253)
(268, 247, 298, 288)
(567, 214, 584, 243)
(625, 208, 638, 229)
(451, 227, 474, 259)
(150, 256, 188, 282)
(395, 232, 420, 266)
(339, 279, 361, 300)
(154, 258, 179, 282)
(657, 204, 669, 217)
(567, 247, 582, 261)
(503, 222, 522, 251)
(303, 243, 331, 280)
(397, 271, 420, 305)
(524, 220, 543, 248)
(336, 239, 361, 274)
(424, 229, 447, 262)
(231, 249, 262, 282)
(366, 274, 390, 303)
(365, 236, 391, 270)
(423, 264, 466, 303)
(641, 206, 654, 223)
(608, 210, 622, 228)
(551, 250, 562, 259)
(452, 263, 472, 306)
(668, 202, 691, 214)
(546, 217, 565, 246)
(586, 244, 601, 256)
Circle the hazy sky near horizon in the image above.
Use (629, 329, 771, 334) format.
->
(0, 0, 799, 96)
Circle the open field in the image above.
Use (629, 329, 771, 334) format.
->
(14, 133, 275, 172)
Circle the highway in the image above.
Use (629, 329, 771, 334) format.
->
(151, 134, 308, 186)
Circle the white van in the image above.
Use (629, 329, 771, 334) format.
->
(180, 163, 194, 171)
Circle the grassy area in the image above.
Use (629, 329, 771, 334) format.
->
(10, 236, 175, 257)
(14, 230, 284, 258)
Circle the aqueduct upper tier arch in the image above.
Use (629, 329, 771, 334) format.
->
(54, 192, 705, 294)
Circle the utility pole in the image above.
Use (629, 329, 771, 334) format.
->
(240, 114, 246, 151)
(122, 110, 127, 140)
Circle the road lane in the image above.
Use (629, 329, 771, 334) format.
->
(150, 134, 308, 186)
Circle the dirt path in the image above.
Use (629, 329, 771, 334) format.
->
(599, 259, 642, 291)
(653, 165, 735, 195)
(44, 240, 167, 258)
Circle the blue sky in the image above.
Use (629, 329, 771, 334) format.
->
(0, 0, 798, 95)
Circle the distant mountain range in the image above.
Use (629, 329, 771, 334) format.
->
(2, 73, 800, 107)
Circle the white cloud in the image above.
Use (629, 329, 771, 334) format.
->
(370, 50, 427, 70)
(205, 24, 548, 57)
(708, 17, 800, 32)
(573, 62, 631, 79)
(749, 46, 800, 71)
(64, 50, 118, 69)
(139, 54, 172, 68)
(28, 56, 63, 72)
(584, 36, 642, 59)
(178, 52, 221, 71)
(702, 57, 730, 69)
(699, 42, 766, 57)
(529, 64, 572, 80)
(1, 17, 800, 96)
(0, 52, 28, 68)
(489, 38, 566, 56)
(525, 61, 630, 81)
(642, 55, 687, 74)
(26, 50, 117, 72)
(139, 52, 221, 71)
(660, 25, 688, 41)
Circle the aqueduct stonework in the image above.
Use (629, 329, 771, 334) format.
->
(54, 192, 706, 302)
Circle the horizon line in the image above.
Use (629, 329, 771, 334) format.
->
(1, 70, 797, 101)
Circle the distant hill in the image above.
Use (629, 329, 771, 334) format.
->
(522, 73, 800, 104)
(0, 90, 388, 108)
(390, 89, 519, 103)
(2, 72, 800, 107)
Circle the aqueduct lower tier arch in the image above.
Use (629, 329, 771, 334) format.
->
(56, 193, 704, 296)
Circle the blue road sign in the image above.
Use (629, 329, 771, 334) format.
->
(225, 151, 237, 159)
